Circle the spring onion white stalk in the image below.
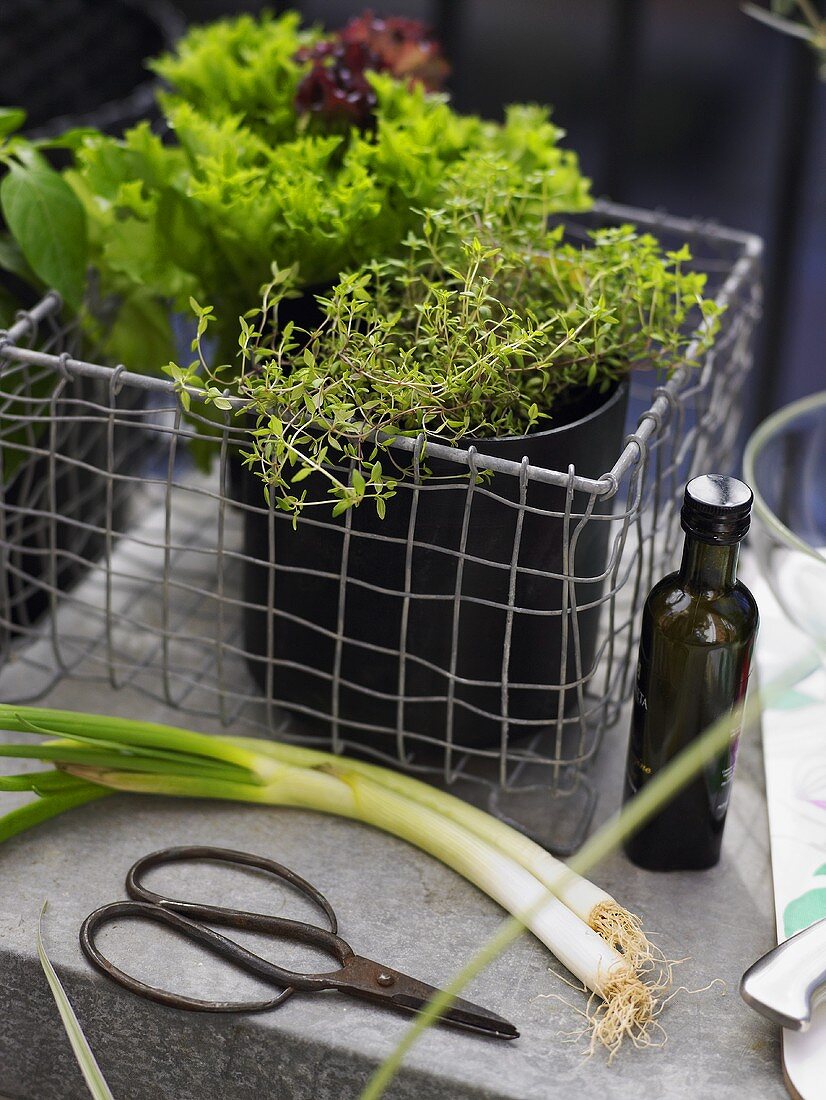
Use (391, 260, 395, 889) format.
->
(229, 735, 652, 964)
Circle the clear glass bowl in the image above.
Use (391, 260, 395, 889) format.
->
(744, 390, 826, 657)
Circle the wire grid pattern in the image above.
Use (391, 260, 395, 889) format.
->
(0, 204, 762, 850)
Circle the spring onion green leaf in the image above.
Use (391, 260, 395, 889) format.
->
(0, 785, 110, 845)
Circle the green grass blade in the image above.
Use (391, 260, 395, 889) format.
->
(360, 654, 817, 1099)
(37, 903, 115, 1100)
(0, 785, 111, 844)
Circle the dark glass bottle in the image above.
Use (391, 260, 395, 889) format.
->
(622, 474, 759, 871)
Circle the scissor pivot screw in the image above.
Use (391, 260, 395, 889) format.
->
(376, 972, 395, 987)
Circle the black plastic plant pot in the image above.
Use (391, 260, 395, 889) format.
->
(240, 381, 630, 754)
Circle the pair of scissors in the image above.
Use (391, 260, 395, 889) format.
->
(79, 845, 519, 1040)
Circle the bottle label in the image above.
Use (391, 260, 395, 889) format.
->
(633, 658, 648, 712)
(705, 664, 751, 820)
(624, 658, 652, 798)
(705, 717, 741, 822)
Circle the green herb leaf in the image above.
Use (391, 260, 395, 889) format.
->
(351, 468, 366, 496)
(0, 107, 26, 139)
(34, 127, 100, 152)
(0, 163, 87, 307)
(0, 232, 37, 283)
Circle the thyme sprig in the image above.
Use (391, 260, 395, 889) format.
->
(179, 167, 722, 518)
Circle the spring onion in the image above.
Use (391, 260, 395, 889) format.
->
(0, 704, 662, 1050)
(230, 735, 652, 965)
(0, 706, 653, 961)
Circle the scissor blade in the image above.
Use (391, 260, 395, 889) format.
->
(391, 990, 519, 1039)
(335, 957, 519, 1039)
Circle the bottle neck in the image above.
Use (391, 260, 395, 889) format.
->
(678, 533, 740, 592)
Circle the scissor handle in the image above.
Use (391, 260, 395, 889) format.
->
(126, 845, 338, 934)
(80, 901, 295, 1013)
(79, 846, 358, 1013)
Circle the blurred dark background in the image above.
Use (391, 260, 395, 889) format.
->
(1, 0, 823, 427)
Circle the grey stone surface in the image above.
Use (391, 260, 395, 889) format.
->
(0, 678, 785, 1100)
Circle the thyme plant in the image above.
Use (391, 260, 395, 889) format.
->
(180, 165, 722, 518)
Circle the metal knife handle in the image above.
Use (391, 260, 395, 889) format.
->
(740, 917, 826, 1031)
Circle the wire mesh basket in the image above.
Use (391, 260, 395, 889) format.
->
(0, 202, 762, 852)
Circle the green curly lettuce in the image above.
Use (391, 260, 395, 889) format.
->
(60, 12, 589, 366)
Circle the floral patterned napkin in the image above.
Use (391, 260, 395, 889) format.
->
(744, 559, 826, 1100)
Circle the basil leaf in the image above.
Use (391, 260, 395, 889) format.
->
(5, 141, 50, 172)
(0, 108, 26, 139)
(0, 163, 87, 308)
(0, 233, 37, 283)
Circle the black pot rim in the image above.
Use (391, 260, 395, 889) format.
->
(463, 377, 629, 449)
